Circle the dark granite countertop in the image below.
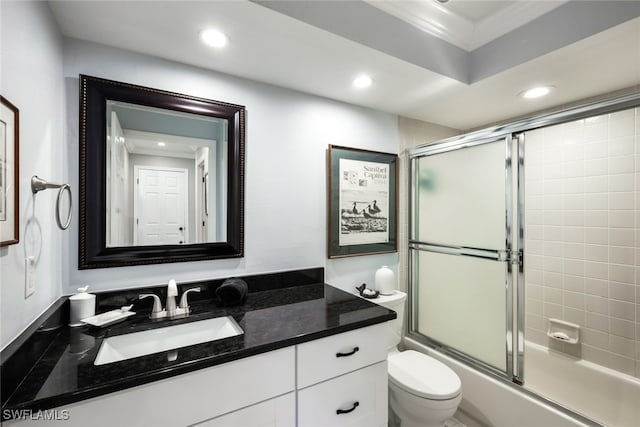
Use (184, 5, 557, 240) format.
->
(1, 269, 395, 416)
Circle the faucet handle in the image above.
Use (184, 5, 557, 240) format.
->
(139, 294, 166, 319)
(178, 287, 201, 312)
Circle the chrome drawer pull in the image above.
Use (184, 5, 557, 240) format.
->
(336, 401, 359, 415)
(336, 346, 359, 358)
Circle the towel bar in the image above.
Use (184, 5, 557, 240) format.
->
(31, 175, 72, 230)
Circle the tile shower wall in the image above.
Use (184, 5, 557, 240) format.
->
(524, 107, 640, 377)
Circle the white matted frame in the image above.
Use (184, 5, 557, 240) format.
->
(0, 96, 19, 247)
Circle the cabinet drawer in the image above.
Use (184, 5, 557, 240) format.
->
(298, 361, 387, 427)
(297, 323, 387, 388)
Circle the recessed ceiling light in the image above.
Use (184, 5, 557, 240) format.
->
(522, 86, 554, 99)
(157, 142, 166, 147)
(200, 29, 228, 48)
(353, 74, 373, 89)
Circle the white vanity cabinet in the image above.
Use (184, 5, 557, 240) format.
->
(297, 323, 388, 427)
(5, 347, 296, 427)
(5, 323, 390, 427)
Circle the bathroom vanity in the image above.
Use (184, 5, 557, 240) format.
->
(1, 268, 395, 426)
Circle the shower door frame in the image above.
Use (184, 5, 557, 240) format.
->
(407, 90, 640, 386)
(408, 133, 524, 382)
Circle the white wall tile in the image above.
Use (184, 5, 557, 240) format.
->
(564, 259, 585, 276)
(610, 264, 635, 284)
(610, 210, 634, 228)
(585, 227, 608, 244)
(585, 193, 608, 210)
(544, 287, 563, 305)
(610, 281, 636, 302)
(609, 299, 635, 321)
(563, 194, 585, 210)
(564, 274, 584, 292)
(585, 278, 609, 297)
(610, 246, 635, 265)
(564, 227, 585, 243)
(586, 295, 608, 314)
(563, 243, 584, 259)
(609, 173, 635, 192)
(609, 156, 635, 174)
(609, 137, 635, 157)
(585, 261, 609, 280)
(585, 175, 609, 193)
(610, 228, 634, 247)
(585, 158, 608, 176)
(585, 211, 608, 228)
(610, 318, 635, 339)
(544, 272, 563, 288)
(609, 192, 634, 210)
(585, 244, 608, 262)
(544, 241, 563, 257)
(525, 108, 639, 378)
(563, 291, 584, 310)
(582, 327, 609, 348)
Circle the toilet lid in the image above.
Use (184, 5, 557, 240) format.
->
(388, 350, 461, 400)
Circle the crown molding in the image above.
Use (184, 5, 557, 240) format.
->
(366, 0, 569, 51)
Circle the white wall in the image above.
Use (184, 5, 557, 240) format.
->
(63, 39, 399, 294)
(0, 1, 65, 349)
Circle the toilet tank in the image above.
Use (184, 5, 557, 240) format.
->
(373, 291, 407, 351)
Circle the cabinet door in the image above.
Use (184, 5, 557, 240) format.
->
(4, 347, 295, 427)
(298, 361, 387, 427)
(194, 393, 295, 427)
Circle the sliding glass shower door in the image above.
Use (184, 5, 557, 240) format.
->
(409, 135, 522, 378)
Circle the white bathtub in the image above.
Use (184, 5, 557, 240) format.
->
(404, 337, 632, 427)
(525, 341, 640, 427)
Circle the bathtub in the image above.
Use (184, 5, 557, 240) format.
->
(524, 341, 640, 427)
(404, 337, 636, 427)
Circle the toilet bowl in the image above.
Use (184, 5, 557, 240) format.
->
(373, 291, 462, 427)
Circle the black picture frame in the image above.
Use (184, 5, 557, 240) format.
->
(327, 145, 397, 258)
(79, 75, 245, 269)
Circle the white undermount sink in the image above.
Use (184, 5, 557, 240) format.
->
(94, 316, 243, 365)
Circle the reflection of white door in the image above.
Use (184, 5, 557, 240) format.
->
(134, 166, 188, 245)
(109, 111, 130, 247)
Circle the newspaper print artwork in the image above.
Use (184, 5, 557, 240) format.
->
(339, 158, 389, 246)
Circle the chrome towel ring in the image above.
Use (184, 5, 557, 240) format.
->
(31, 176, 72, 230)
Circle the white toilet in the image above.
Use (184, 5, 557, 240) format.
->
(375, 291, 462, 427)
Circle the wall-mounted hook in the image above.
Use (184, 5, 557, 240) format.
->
(31, 176, 72, 230)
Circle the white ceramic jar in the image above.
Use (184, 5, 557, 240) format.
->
(69, 286, 96, 326)
(375, 266, 396, 295)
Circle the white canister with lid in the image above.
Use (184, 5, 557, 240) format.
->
(375, 266, 396, 295)
(69, 286, 96, 326)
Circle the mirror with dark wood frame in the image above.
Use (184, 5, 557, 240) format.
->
(79, 75, 245, 269)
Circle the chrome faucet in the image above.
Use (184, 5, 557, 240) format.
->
(139, 279, 201, 320)
(166, 279, 178, 318)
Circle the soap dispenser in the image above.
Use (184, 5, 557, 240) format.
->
(69, 286, 96, 326)
(375, 266, 396, 295)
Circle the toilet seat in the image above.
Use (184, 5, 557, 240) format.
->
(388, 350, 461, 401)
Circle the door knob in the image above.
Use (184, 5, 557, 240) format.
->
(179, 226, 184, 231)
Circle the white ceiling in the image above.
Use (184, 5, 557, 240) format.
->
(48, 0, 640, 131)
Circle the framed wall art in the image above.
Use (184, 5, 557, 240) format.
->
(0, 96, 19, 247)
(327, 145, 397, 258)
